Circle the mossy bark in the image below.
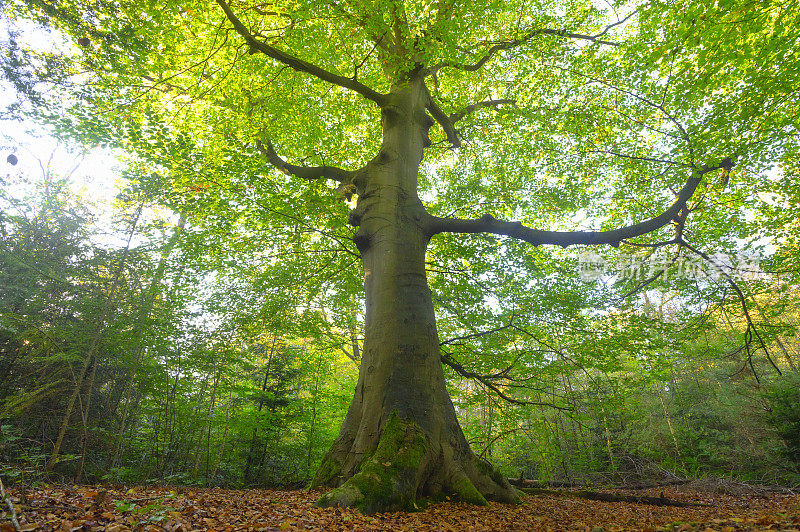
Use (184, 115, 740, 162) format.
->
(315, 411, 519, 513)
(311, 74, 520, 513)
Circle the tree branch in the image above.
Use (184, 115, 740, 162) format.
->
(441, 352, 571, 410)
(429, 14, 634, 75)
(0, 478, 21, 532)
(426, 98, 516, 148)
(215, 0, 387, 106)
(450, 99, 516, 124)
(257, 141, 356, 184)
(615, 252, 678, 302)
(429, 162, 729, 247)
(681, 240, 782, 379)
(440, 319, 516, 346)
(584, 149, 692, 168)
(426, 98, 461, 147)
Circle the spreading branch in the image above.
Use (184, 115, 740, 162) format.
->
(215, 0, 387, 105)
(427, 97, 516, 148)
(257, 141, 356, 183)
(615, 251, 678, 302)
(429, 13, 634, 75)
(681, 240, 782, 380)
(440, 319, 516, 346)
(426, 98, 461, 147)
(441, 352, 571, 410)
(450, 98, 516, 124)
(429, 161, 730, 247)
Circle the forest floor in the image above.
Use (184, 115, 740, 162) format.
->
(1, 482, 799, 532)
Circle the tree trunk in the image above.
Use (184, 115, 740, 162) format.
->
(210, 363, 236, 482)
(46, 203, 143, 471)
(244, 336, 277, 485)
(306, 355, 323, 473)
(311, 77, 518, 513)
(110, 214, 186, 470)
(193, 367, 219, 480)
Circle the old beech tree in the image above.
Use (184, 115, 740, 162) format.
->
(8, 0, 798, 514)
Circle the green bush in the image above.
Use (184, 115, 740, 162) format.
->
(764, 372, 800, 465)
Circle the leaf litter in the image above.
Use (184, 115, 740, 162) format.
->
(1, 484, 799, 531)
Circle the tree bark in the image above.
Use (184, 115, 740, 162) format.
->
(310, 76, 518, 513)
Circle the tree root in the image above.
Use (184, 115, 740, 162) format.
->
(315, 412, 519, 514)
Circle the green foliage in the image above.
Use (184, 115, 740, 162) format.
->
(764, 372, 800, 466)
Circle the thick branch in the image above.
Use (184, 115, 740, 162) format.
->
(427, 98, 515, 148)
(429, 162, 729, 247)
(257, 141, 356, 183)
(426, 99, 461, 147)
(215, 0, 387, 105)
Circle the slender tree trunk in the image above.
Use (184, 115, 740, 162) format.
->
(158, 362, 183, 476)
(553, 412, 574, 481)
(348, 311, 362, 362)
(244, 336, 277, 485)
(210, 364, 236, 482)
(193, 368, 219, 480)
(306, 355, 324, 473)
(110, 214, 186, 469)
(563, 371, 591, 471)
(312, 77, 518, 513)
(74, 356, 98, 481)
(46, 204, 143, 471)
(180, 372, 209, 473)
(601, 411, 616, 472)
(752, 298, 797, 370)
(658, 386, 681, 458)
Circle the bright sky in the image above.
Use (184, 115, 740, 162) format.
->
(0, 12, 129, 241)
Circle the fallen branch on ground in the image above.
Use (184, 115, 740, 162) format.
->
(0, 478, 22, 531)
(508, 479, 711, 507)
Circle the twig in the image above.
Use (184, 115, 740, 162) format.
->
(0, 477, 22, 532)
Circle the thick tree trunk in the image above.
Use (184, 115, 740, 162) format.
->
(310, 77, 519, 513)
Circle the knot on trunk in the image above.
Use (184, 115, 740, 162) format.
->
(353, 229, 371, 252)
(348, 209, 362, 227)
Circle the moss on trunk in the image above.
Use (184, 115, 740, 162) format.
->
(317, 412, 428, 513)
